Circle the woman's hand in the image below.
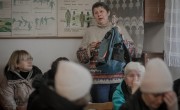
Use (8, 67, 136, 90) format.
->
(131, 76, 141, 94)
(164, 91, 178, 110)
(89, 42, 100, 51)
(89, 42, 100, 57)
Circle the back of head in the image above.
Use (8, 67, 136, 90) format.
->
(48, 57, 69, 80)
(51, 57, 69, 70)
(55, 61, 92, 102)
(140, 58, 173, 93)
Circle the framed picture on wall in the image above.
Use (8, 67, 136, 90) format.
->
(0, 0, 104, 38)
(57, 0, 101, 38)
(0, 0, 58, 38)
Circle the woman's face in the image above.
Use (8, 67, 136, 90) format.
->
(17, 56, 33, 72)
(142, 93, 164, 109)
(93, 6, 110, 26)
(124, 70, 141, 88)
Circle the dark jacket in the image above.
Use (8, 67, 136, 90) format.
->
(173, 78, 180, 109)
(27, 77, 85, 110)
(120, 90, 167, 110)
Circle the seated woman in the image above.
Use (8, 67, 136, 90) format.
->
(120, 58, 178, 110)
(43, 57, 69, 80)
(27, 61, 92, 110)
(173, 78, 180, 109)
(0, 50, 42, 110)
(112, 62, 145, 110)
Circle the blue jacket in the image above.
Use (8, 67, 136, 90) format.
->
(112, 80, 131, 110)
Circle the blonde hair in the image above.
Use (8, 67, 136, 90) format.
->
(7, 50, 32, 71)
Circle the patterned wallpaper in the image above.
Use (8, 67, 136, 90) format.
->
(104, 0, 144, 57)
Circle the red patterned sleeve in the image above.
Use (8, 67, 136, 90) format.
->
(77, 48, 89, 64)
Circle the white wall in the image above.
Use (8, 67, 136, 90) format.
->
(0, 23, 179, 80)
(0, 39, 81, 73)
(143, 23, 164, 52)
(143, 23, 180, 80)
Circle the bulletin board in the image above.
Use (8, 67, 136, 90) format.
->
(0, 0, 102, 38)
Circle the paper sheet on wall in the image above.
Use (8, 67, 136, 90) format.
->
(0, 0, 12, 36)
(12, 0, 57, 37)
(0, 0, 106, 38)
(58, 0, 102, 37)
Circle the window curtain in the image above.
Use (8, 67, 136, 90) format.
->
(104, 0, 144, 58)
(164, 0, 180, 67)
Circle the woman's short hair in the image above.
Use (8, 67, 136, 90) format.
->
(49, 57, 69, 79)
(51, 57, 69, 71)
(6, 50, 32, 71)
(92, 2, 110, 15)
(124, 62, 145, 76)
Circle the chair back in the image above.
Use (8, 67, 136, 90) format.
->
(84, 102, 113, 110)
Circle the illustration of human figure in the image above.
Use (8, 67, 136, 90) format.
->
(65, 9, 71, 27)
(72, 11, 76, 26)
(40, 0, 43, 5)
(35, 18, 39, 27)
(49, 0, 55, 10)
(44, 17, 48, 25)
(13, 0, 17, 5)
(40, 17, 44, 25)
(12, 18, 16, 23)
(28, 22, 32, 31)
(21, 16, 28, 27)
(19, 0, 23, 4)
(80, 11, 85, 27)
(49, 17, 55, 20)
(86, 11, 91, 27)
(17, 20, 23, 26)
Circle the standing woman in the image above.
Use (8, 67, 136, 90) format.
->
(0, 50, 42, 110)
(77, 2, 132, 103)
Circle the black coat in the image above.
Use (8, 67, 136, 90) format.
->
(120, 90, 167, 110)
(173, 78, 180, 109)
(27, 78, 85, 110)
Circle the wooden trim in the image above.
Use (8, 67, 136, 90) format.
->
(0, 36, 83, 39)
(85, 102, 113, 110)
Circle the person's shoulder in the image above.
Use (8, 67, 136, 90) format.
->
(33, 65, 41, 70)
(118, 80, 124, 88)
(43, 70, 51, 79)
(86, 26, 97, 31)
(173, 78, 180, 94)
(173, 78, 180, 89)
(4, 70, 16, 80)
(84, 26, 98, 35)
(86, 25, 112, 32)
(32, 66, 42, 74)
(174, 78, 180, 84)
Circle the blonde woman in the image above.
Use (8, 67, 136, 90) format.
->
(0, 50, 42, 110)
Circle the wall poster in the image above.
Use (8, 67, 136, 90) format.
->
(58, 0, 101, 37)
(0, 0, 105, 38)
(11, 0, 57, 37)
(0, 0, 12, 36)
